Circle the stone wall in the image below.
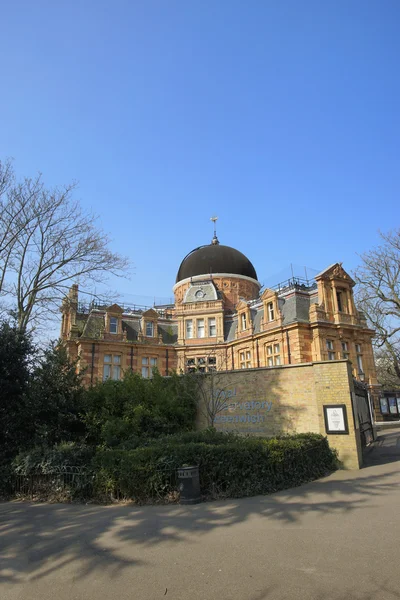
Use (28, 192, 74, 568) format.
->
(197, 360, 362, 469)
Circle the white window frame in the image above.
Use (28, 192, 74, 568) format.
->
(208, 317, 216, 337)
(355, 344, 363, 374)
(240, 350, 251, 369)
(185, 319, 193, 339)
(267, 302, 275, 322)
(145, 321, 154, 337)
(197, 319, 205, 338)
(326, 340, 335, 360)
(142, 356, 157, 378)
(103, 354, 121, 381)
(241, 313, 247, 331)
(109, 317, 118, 334)
(266, 342, 281, 366)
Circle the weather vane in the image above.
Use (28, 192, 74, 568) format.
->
(210, 216, 219, 244)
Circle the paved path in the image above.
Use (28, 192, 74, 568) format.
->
(1, 430, 400, 600)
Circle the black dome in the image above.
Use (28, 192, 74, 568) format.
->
(176, 244, 258, 283)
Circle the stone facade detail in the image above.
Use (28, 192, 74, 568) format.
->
(61, 245, 379, 420)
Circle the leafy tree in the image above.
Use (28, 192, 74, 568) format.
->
(355, 229, 400, 386)
(0, 321, 34, 456)
(28, 343, 86, 446)
(83, 371, 197, 447)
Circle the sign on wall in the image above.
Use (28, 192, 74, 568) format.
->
(323, 404, 349, 435)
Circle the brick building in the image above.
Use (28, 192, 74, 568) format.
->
(61, 233, 379, 412)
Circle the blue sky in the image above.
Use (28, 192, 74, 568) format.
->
(1, 0, 399, 305)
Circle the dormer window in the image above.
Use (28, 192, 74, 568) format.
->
(241, 313, 247, 331)
(267, 302, 275, 322)
(336, 289, 349, 313)
(110, 317, 118, 334)
(145, 321, 154, 337)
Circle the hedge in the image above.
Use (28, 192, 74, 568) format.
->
(93, 433, 338, 502)
(7, 433, 338, 503)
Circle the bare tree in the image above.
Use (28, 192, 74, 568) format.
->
(374, 347, 400, 390)
(188, 346, 238, 427)
(354, 229, 400, 384)
(0, 159, 130, 333)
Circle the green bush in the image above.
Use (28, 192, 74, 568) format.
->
(92, 433, 338, 502)
(12, 443, 96, 475)
(83, 371, 197, 447)
(6, 433, 338, 503)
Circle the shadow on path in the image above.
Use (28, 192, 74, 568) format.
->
(364, 428, 400, 466)
(1, 458, 399, 586)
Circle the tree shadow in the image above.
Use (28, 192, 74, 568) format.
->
(363, 429, 400, 466)
(1, 464, 399, 587)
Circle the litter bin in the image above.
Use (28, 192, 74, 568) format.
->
(177, 466, 201, 504)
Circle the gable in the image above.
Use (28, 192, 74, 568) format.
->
(316, 263, 355, 286)
(142, 308, 159, 319)
(106, 303, 124, 314)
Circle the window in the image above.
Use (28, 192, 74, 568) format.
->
(241, 313, 247, 331)
(336, 291, 343, 312)
(109, 317, 118, 334)
(266, 343, 281, 366)
(197, 319, 205, 338)
(197, 357, 206, 373)
(103, 354, 121, 381)
(267, 302, 275, 322)
(185, 320, 193, 339)
(326, 340, 335, 360)
(186, 356, 216, 373)
(186, 358, 196, 373)
(208, 317, 216, 337)
(145, 321, 154, 337)
(355, 344, 363, 374)
(142, 356, 157, 378)
(341, 341, 349, 359)
(240, 350, 251, 369)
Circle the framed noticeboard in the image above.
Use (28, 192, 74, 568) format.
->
(380, 397, 389, 415)
(323, 404, 349, 435)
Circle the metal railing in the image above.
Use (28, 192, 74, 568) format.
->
(10, 467, 94, 501)
(271, 277, 317, 293)
(7, 465, 179, 503)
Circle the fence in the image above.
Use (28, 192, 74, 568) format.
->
(5, 442, 333, 503)
(10, 467, 95, 501)
(8, 465, 179, 503)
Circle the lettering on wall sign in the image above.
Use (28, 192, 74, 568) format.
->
(212, 388, 273, 432)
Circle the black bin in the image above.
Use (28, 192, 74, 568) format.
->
(177, 466, 201, 504)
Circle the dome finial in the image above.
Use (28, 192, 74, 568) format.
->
(210, 215, 219, 245)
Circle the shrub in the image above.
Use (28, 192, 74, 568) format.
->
(83, 371, 197, 446)
(92, 433, 338, 502)
(12, 442, 96, 475)
(6, 434, 338, 503)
